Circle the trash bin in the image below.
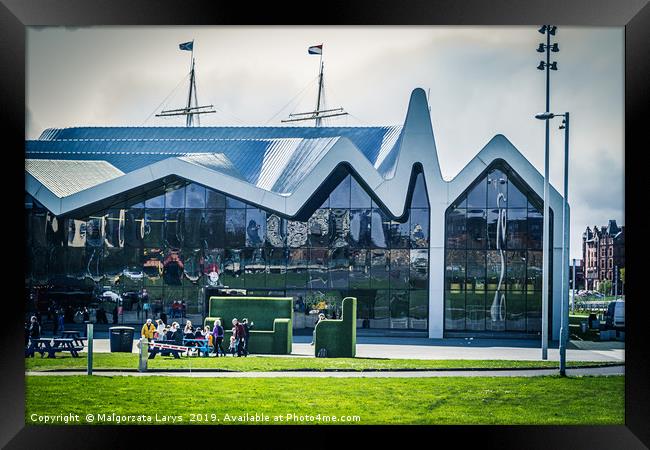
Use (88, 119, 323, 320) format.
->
(109, 326, 135, 352)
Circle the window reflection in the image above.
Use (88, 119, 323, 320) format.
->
(410, 173, 429, 208)
(349, 209, 371, 248)
(243, 248, 266, 288)
(225, 209, 246, 247)
(329, 175, 350, 208)
(287, 220, 308, 248)
(245, 208, 266, 248)
(308, 209, 329, 247)
(409, 209, 429, 248)
(444, 164, 545, 334)
(350, 177, 371, 208)
(185, 183, 206, 209)
(330, 209, 350, 248)
(266, 214, 286, 248)
(370, 209, 388, 248)
(162, 249, 184, 285)
(27, 173, 431, 331)
(328, 247, 349, 289)
(370, 249, 389, 289)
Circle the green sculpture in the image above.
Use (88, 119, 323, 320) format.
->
(314, 297, 357, 358)
(204, 296, 293, 355)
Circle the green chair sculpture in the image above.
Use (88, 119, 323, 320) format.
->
(314, 297, 357, 358)
(204, 296, 292, 355)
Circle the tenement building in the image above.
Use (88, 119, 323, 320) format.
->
(582, 220, 625, 293)
(25, 89, 566, 339)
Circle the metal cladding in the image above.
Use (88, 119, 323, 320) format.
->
(25, 88, 563, 223)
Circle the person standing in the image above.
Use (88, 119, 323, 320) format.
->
(29, 316, 41, 340)
(140, 318, 156, 340)
(211, 319, 225, 357)
(233, 319, 246, 357)
(155, 319, 166, 340)
(241, 318, 254, 356)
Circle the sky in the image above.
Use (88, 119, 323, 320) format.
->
(26, 26, 625, 260)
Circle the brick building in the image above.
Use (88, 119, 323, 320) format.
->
(582, 220, 625, 294)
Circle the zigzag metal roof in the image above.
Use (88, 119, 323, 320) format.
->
(25, 89, 565, 242)
(27, 127, 402, 193)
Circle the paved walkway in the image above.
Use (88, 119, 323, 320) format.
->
(25, 365, 624, 378)
(83, 336, 624, 362)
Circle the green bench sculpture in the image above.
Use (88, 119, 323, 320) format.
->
(314, 297, 357, 358)
(204, 296, 292, 355)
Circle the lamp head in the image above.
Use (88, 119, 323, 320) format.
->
(536, 43, 545, 53)
(535, 112, 555, 120)
(536, 61, 545, 70)
(549, 61, 558, 71)
(538, 25, 548, 34)
(548, 26, 557, 35)
(551, 43, 559, 52)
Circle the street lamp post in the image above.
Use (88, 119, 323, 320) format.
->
(535, 110, 570, 375)
(536, 25, 558, 360)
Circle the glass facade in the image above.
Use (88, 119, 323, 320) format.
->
(25, 172, 431, 330)
(444, 164, 547, 335)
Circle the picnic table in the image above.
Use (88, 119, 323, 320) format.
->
(25, 338, 84, 358)
(147, 340, 189, 359)
(183, 339, 213, 357)
(61, 330, 87, 347)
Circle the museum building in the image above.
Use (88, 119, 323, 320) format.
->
(25, 89, 566, 339)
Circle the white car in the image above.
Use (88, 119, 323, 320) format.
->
(101, 290, 122, 302)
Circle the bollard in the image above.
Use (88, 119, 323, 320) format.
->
(138, 337, 148, 372)
(87, 323, 93, 376)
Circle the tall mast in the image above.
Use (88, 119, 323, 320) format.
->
(282, 44, 347, 126)
(314, 58, 324, 127)
(156, 40, 216, 127)
(186, 55, 196, 127)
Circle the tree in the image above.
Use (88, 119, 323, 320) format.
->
(619, 268, 625, 295)
(598, 280, 612, 296)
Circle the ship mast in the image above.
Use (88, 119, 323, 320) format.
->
(156, 40, 216, 127)
(282, 45, 348, 126)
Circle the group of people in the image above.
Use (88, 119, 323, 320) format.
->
(140, 316, 253, 357)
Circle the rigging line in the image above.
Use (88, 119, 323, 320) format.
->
(212, 105, 248, 125)
(142, 72, 192, 126)
(265, 74, 320, 125)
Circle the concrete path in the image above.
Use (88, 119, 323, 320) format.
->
(82, 336, 624, 362)
(25, 365, 624, 378)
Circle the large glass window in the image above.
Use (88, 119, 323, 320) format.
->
(444, 163, 546, 334)
(27, 170, 430, 332)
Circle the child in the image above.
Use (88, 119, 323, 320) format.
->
(204, 326, 213, 351)
(228, 335, 237, 356)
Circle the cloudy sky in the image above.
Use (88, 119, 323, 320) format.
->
(26, 26, 624, 259)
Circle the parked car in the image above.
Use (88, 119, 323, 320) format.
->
(604, 299, 624, 330)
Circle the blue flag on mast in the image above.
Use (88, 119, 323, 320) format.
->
(179, 41, 194, 51)
(308, 44, 322, 55)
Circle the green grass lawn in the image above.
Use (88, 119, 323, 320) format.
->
(24, 353, 622, 372)
(25, 375, 624, 425)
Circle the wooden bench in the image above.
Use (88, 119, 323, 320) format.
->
(148, 341, 189, 359)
